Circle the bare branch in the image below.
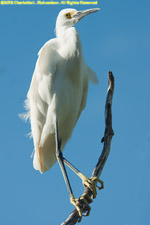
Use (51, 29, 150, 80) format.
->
(61, 71, 115, 225)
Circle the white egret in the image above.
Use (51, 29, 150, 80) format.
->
(22, 8, 103, 220)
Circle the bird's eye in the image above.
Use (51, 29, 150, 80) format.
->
(65, 13, 71, 19)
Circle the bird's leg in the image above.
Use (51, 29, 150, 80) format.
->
(63, 157, 104, 199)
(55, 119, 90, 222)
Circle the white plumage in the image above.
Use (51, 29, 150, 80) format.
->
(23, 8, 99, 173)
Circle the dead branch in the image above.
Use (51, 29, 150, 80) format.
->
(61, 71, 115, 225)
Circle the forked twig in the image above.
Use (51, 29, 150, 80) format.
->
(61, 71, 115, 225)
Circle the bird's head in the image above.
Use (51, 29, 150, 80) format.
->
(56, 8, 100, 37)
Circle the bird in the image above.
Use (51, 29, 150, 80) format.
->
(22, 8, 103, 221)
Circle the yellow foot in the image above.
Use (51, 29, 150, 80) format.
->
(81, 175, 104, 198)
(70, 195, 91, 222)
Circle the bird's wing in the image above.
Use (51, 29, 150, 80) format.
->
(27, 39, 58, 99)
(25, 39, 59, 134)
(23, 39, 58, 127)
(25, 39, 61, 172)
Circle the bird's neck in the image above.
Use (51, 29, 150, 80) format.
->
(56, 26, 78, 43)
(56, 24, 71, 38)
(56, 27, 81, 56)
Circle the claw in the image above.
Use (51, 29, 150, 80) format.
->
(92, 177, 104, 190)
(82, 176, 104, 198)
(70, 196, 83, 222)
(79, 193, 91, 217)
(69, 176, 104, 222)
(70, 195, 91, 222)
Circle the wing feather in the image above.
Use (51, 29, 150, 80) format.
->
(24, 39, 59, 172)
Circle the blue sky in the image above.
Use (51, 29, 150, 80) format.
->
(0, 1, 150, 225)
